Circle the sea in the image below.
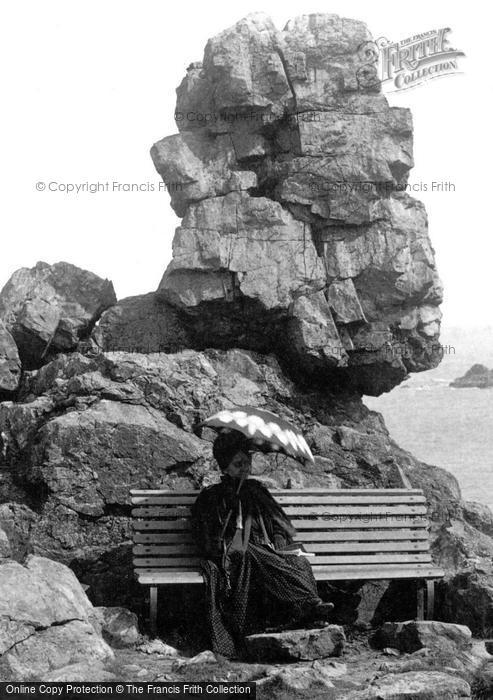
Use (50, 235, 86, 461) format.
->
(363, 326, 493, 511)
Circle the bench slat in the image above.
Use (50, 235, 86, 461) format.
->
(133, 517, 429, 531)
(133, 541, 429, 556)
(133, 529, 429, 544)
(132, 505, 427, 517)
(312, 565, 444, 581)
(130, 488, 424, 497)
(130, 494, 425, 506)
(135, 564, 444, 585)
(133, 553, 432, 568)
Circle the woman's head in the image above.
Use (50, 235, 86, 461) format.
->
(213, 431, 252, 478)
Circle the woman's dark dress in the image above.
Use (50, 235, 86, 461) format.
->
(190, 475, 320, 658)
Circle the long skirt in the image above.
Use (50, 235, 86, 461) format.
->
(201, 542, 320, 658)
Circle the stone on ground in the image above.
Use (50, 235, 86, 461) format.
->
(376, 620, 472, 655)
(173, 650, 218, 668)
(245, 625, 345, 662)
(138, 639, 180, 657)
(42, 662, 117, 682)
(93, 606, 141, 648)
(257, 660, 343, 695)
(339, 671, 471, 699)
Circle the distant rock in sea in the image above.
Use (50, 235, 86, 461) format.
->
(450, 363, 493, 388)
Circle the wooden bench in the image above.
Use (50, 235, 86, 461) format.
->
(131, 487, 444, 634)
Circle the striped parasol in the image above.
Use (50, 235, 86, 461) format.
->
(197, 405, 315, 465)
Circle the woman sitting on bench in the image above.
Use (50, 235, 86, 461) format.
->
(191, 430, 334, 659)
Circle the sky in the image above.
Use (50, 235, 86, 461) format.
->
(1, 1, 491, 328)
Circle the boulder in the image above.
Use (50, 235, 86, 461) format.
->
(0, 261, 116, 369)
(0, 556, 94, 646)
(375, 621, 472, 655)
(245, 625, 345, 662)
(0, 555, 113, 679)
(0, 320, 21, 395)
(5, 621, 112, 680)
(340, 671, 470, 699)
(92, 293, 189, 354)
(257, 659, 345, 695)
(375, 638, 491, 687)
(93, 606, 141, 648)
(439, 570, 493, 637)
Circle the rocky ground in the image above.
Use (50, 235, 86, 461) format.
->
(2, 566, 492, 699)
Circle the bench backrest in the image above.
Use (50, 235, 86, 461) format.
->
(131, 487, 438, 582)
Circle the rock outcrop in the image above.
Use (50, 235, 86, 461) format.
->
(93, 293, 189, 354)
(450, 363, 493, 388)
(0, 346, 492, 637)
(0, 261, 116, 371)
(150, 13, 443, 396)
(0, 321, 21, 397)
(0, 555, 113, 679)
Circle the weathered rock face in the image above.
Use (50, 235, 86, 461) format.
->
(92, 293, 190, 354)
(0, 321, 21, 397)
(0, 346, 492, 637)
(0, 555, 113, 679)
(151, 13, 443, 396)
(0, 503, 37, 562)
(0, 261, 116, 370)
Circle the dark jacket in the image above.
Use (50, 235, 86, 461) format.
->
(191, 475, 296, 559)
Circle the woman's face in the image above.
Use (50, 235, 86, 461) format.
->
(224, 450, 252, 479)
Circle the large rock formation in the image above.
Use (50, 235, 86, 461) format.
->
(150, 13, 443, 396)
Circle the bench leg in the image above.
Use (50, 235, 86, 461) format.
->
(150, 586, 158, 637)
(417, 581, 425, 620)
(426, 580, 435, 620)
